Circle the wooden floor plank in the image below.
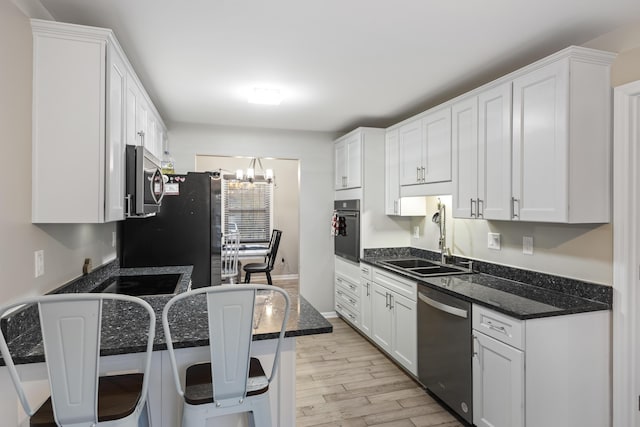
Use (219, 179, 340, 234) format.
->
(295, 316, 463, 427)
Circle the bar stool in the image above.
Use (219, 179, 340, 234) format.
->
(0, 293, 156, 427)
(162, 284, 291, 427)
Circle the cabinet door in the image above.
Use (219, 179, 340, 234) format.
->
(391, 292, 417, 375)
(479, 83, 512, 220)
(126, 78, 140, 147)
(360, 280, 373, 337)
(451, 97, 478, 219)
(512, 59, 569, 222)
(146, 114, 158, 158)
(136, 96, 149, 149)
(422, 107, 452, 183)
(399, 120, 423, 186)
(345, 133, 362, 189)
(385, 129, 400, 215)
(334, 140, 346, 189)
(104, 46, 127, 222)
(371, 284, 393, 353)
(473, 332, 524, 427)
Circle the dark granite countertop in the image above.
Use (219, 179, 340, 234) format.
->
(1, 262, 332, 366)
(361, 255, 610, 320)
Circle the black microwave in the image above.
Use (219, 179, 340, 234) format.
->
(125, 145, 165, 217)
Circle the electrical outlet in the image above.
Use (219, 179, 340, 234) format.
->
(523, 236, 534, 255)
(413, 226, 420, 238)
(34, 250, 44, 278)
(487, 233, 501, 250)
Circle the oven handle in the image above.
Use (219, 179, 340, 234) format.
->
(418, 292, 468, 319)
(337, 212, 359, 217)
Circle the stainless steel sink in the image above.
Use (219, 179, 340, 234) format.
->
(378, 258, 469, 277)
(380, 259, 439, 269)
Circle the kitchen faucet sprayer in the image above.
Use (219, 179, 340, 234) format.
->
(432, 198, 452, 264)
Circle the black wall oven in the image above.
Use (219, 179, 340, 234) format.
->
(333, 199, 360, 263)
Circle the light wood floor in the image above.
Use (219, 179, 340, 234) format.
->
(295, 317, 464, 427)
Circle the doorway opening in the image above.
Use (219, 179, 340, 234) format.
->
(195, 155, 300, 292)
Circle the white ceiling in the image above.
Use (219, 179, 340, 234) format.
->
(39, 0, 640, 133)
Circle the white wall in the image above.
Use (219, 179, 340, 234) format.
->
(169, 123, 336, 312)
(0, 0, 117, 304)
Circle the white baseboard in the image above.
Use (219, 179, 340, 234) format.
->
(322, 311, 338, 318)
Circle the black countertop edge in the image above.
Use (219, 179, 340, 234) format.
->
(363, 247, 612, 305)
(360, 256, 610, 320)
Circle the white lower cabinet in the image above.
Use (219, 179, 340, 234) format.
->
(334, 257, 362, 328)
(472, 304, 610, 427)
(473, 331, 524, 427)
(370, 268, 417, 375)
(359, 263, 373, 337)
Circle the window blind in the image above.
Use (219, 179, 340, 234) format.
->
(222, 177, 274, 242)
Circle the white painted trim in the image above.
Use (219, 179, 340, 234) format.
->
(613, 79, 640, 427)
(322, 311, 338, 318)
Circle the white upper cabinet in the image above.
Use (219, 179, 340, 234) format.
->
(452, 83, 512, 220)
(385, 129, 400, 214)
(399, 108, 452, 191)
(334, 132, 362, 190)
(31, 20, 167, 223)
(399, 119, 423, 186)
(422, 107, 452, 184)
(511, 49, 614, 223)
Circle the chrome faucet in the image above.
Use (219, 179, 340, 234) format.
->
(432, 198, 451, 264)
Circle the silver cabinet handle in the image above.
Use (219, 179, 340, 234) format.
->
(337, 290, 344, 296)
(336, 277, 343, 284)
(418, 292, 468, 318)
(385, 293, 390, 308)
(348, 298, 356, 305)
(347, 312, 356, 320)
(348, 284, 357, 292)
(366, 282, 370, 296)
(511, 197, 520, 219)
(421, 166, 426, 182)
(389, 294, 394, 309)
(472, 334, 479, 357)
(416, 167, 421, 183)
(477, 198, 483, 218)
(470, 198, 476, 218)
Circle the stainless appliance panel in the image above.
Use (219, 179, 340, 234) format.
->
(418, 286, 473, 424)
(334, 199, 360, 263)
(125, 145, 165, 217)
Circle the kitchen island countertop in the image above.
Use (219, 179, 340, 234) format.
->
(0, 264, 332, 366)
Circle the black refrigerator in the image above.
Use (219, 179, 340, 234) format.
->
(120, 171, 222, 288)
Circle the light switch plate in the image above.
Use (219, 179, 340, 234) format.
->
(487, 233, 501, 250)
(413, 226, 420, 238)
(523, 236, 534, 255)
(34, 250, 44, 278)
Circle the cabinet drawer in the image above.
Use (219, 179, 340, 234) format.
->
(360, 263, 373, 280)
(473, 305, 524, 350)
(336, 283, 360, 312)
(372, 268, 417, 301)
(336, 274, 359, 296)
(336, 300, 359, 327)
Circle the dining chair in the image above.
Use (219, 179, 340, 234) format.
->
(243, 229, 282, 285)
(162, 284, 291, 427)
(0, 293, 156, 427)
(221, 232, 240, 284)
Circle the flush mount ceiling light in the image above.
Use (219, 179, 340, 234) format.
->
(248, 87, 283, 105)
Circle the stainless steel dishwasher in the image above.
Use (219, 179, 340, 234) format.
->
(418, 285, 472, 425)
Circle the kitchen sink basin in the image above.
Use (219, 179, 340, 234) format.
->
(409, 266, 464, 276)
(380, 259, 439, 269)
(378, 258, 469, 277)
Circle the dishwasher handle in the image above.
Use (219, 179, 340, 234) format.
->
(418, 292, 468, 319)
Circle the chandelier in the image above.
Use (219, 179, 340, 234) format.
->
(235, 157, 274, 184)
